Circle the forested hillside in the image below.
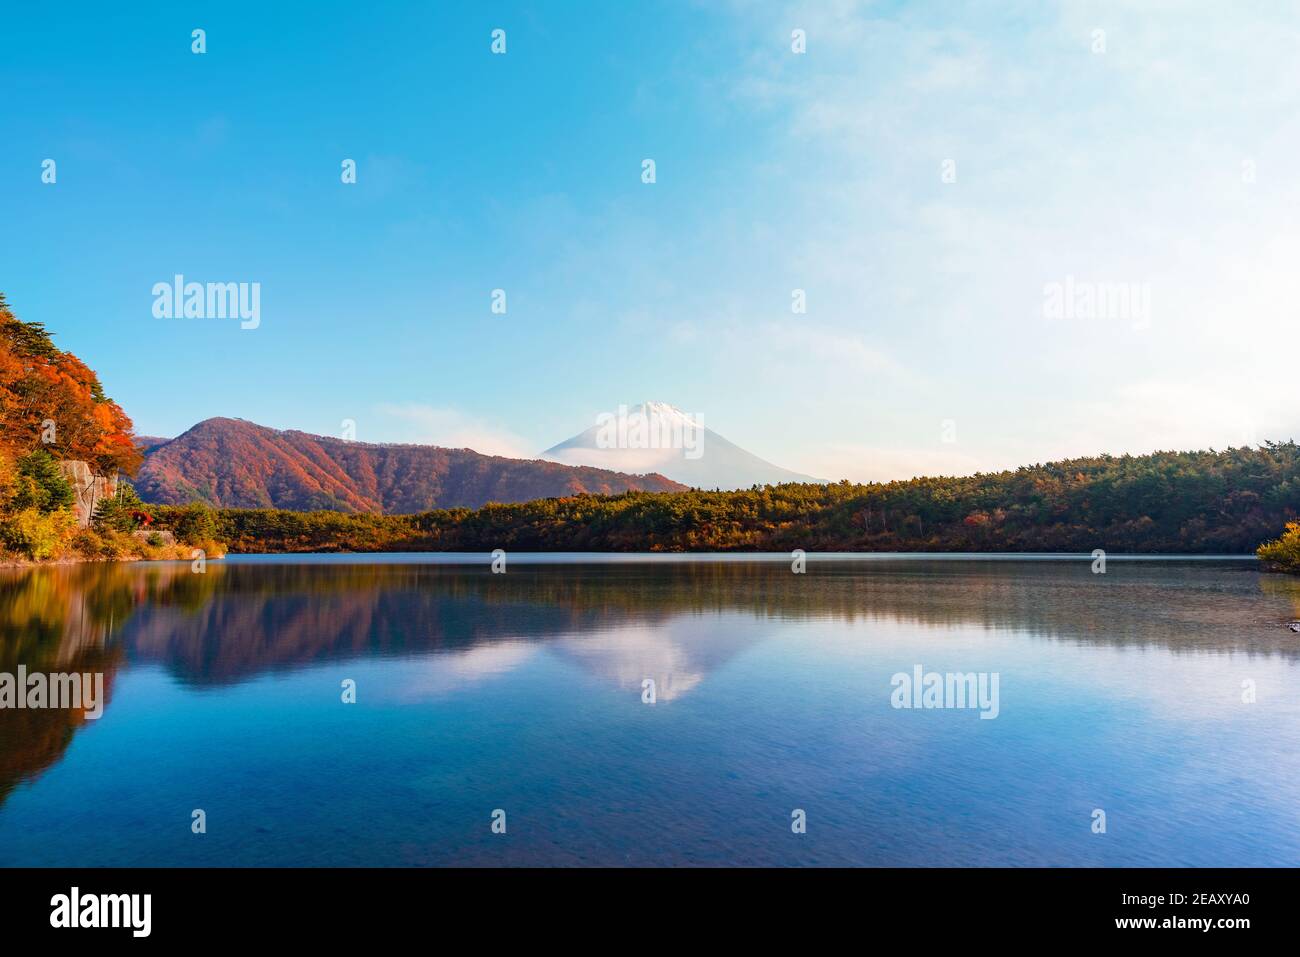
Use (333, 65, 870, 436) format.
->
(164, 443, 1300, 554)
(136, 417, 686, 511)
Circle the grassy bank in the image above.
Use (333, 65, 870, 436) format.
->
(0, 528, 221, 567)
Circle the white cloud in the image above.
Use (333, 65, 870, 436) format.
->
(374, 403, 537, 458)
(397, 641, 539, 700)
(738, 321, 912, 383)
(805, 443, 988, 484)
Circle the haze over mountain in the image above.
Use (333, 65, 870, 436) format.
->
(135, 418, 685, 512)
(543, 401, 821, 490)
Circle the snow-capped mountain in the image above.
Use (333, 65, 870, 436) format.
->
(542, 401, 821, 489)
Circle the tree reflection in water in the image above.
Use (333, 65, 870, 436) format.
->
(1, 556, 1294, 805)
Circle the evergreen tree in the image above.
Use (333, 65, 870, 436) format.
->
(92, 481, 147, 532)
(9, 450, 74, 513)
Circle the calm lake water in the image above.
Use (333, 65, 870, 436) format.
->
(2, 554, 1298, 866)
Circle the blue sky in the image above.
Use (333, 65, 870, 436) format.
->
(3, 1, 1298, 481)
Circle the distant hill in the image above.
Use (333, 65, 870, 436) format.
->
(134, 435, 172, 455)
(544, 401, 821, 489)
(135, 418, 686, 512)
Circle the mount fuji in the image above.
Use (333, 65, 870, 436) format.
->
(543, 401, 821, 490)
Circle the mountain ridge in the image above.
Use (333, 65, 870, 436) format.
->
(135, 417, 687, 512)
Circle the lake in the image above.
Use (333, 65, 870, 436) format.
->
(1, 553, 1298, 866)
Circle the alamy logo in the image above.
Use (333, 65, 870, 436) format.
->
(1042, 275, 1150, 329)
(50, 887, 151, 937)
(594, 404, 704, 459)
(0, 668, 104, 719)
(890, 665, 1000, 719)
(152, 275, 261, 329)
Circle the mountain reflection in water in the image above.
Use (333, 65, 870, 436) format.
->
(1, 556, 1298, 866)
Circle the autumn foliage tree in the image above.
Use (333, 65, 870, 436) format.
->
(0, 292, 142, 478)
(1258, 522, 1300, 573)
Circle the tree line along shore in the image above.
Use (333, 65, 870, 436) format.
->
(145, 443, 1300, 569)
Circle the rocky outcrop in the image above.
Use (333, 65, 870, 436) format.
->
(57, 460, 117, 528)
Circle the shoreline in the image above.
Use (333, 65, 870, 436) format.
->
(0, 555, 164, 569)
(2, 549, 1265, 568)
(1, 547, 226, 569)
